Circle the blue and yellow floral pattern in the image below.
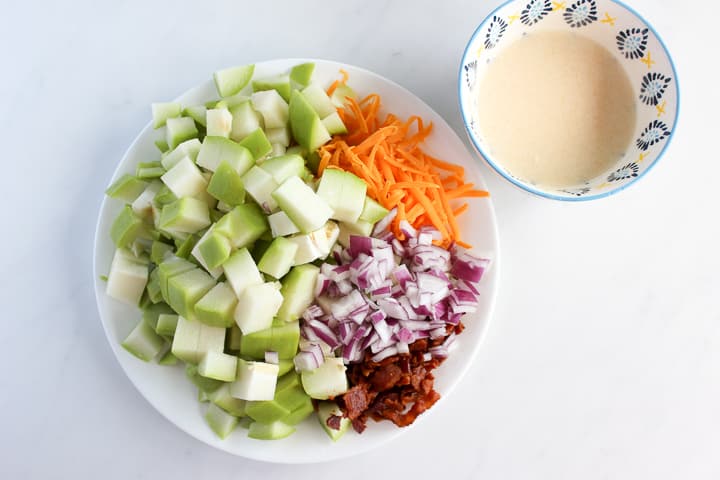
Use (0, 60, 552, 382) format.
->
(521, 0, 552, 25)
(484, 16, 508, 49)
(560, 187, 592, 196)
(636, 120, 670, 151)
(608, 162, 639, 182)
(639, 72, 671, 106)
(564, 0, 598, 28)
(616, 27, 648, 59)
(464, 59, 477, 89)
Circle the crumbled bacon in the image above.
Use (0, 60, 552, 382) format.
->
(336, 323, 462, 433)
(326, 415, 343, 431)
(342, 383, 375, 421)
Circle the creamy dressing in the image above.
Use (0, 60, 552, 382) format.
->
(476, 31, 636, 188)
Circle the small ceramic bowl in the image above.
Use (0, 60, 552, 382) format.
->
(458, 0, 679, 200)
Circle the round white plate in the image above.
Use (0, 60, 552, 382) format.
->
(93, 58, 500, 463)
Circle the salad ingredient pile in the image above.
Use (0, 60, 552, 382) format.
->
(103, 62, 490, 442)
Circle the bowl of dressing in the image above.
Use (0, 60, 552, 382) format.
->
(458, 0, 678, 200)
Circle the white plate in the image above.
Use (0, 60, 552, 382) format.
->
(93, 58, 500, 463)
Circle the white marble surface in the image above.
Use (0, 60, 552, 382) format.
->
(2, 0, 718, 478)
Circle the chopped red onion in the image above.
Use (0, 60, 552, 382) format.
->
(445, 312, 462, 325)
(416, 272, 451, 303)
(372, 319, 392, 343)
(371, 345, 398, 362)
(300, 213, 487, 365)
(385, 317, 399, 327)
(301, 338, 334, 357)
(456, 278, 480, 294)
(443, 332, 457, 349)
(331, 243, 344, 264)
(369, 284, 392, 299)
(396, 327, 413, 343)
(399, 219, 417, 239)
(417, 231, 433, 246)
(377, 297, 409, 321)
(429, 345, 448, 359)
(337, 321, 357, 345)
(403, 280, 418, 298)
(302, 325, 320, 342)
(342, 337, 362, 364)
(411, 245, 451, 272)
(413, 330, 430, 340)
(428, 268, 451, 282)
(391, 264, 412, 287)
(325, 290, 366, 319)
(352, 324, 370, 342)
(398, 297, 421, 320)
(301, 341, 325, 364)
(308, 319, 340, 349)
(400, 319, 434, 331)
(419, 226, 442, 241)
(371, 208, 397, 236)
(430, 327, 447, 339)
(391, 238, 405, 256)
(371, 246, 394, 274)
(414, 303, 432, 317)
(432, 301, 448, 321)
(449, 300, 477, 314)
(294, 351, 320, 372)
(348, 236, 373, 257)
(325, 263, 351, 282)
(348, 303, 370, 324)
(368, 309, 386, 323)
(450, 288, 478, 305)
(336, 279, 353, 295)
(361, 331, 380, 351)
(326, 315, 339, 329)
(315, 274, 330, 297)
(376, 230, 395, 243)
(326, 282, 340, 298)
(264, 351, 279, 365)
(302, 304, 324, 322)
(451, 252, 490, 284)
(339, 248, 352, 264)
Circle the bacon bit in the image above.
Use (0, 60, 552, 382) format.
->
(326, 415, 343, 431)
(342, 383, 375, 421)
(336, 324, 462, 432)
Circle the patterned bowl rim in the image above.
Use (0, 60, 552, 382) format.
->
(457, 0, 680, 201)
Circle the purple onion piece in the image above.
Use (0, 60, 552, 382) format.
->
(264, 351, 279, 365)
(399, 219, 417, 239)
(429, 345, 449, 359)
(372, 208, 397, 236)
(361, 331, 380, 351)
(294, 351, 322, 372)
(371, 345, 398, 363)
(450, 253, 490, 284)
(308, 319, 340, 349)
(430, 327, 447, 339)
